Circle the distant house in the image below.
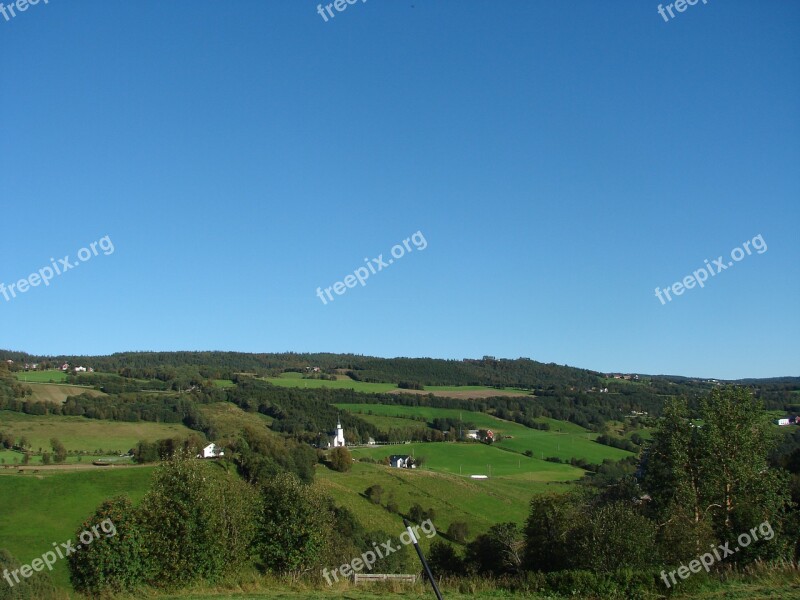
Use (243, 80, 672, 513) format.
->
(776, 416, 800, 426)
(61, 363, 69, 371)
(367, 437, 376, 445)
(74, 366, 87, 373)
(467, 429, 494, 443)
(389, 455, 415, 469)
(199, 443, 224, 458)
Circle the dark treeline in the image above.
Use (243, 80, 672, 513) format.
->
(0, 350, 631, 389)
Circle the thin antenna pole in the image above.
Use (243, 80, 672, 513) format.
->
(403, 518, 444, 600)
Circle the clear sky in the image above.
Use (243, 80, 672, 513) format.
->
(1, 0, 798, 379)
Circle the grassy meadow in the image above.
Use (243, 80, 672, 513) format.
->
(337, 404, 632, 463)
(14, 370, 69, 383)
(0, 410, 197, 453)
(0, 467, 155, 589)
(264, 373, 533, 398)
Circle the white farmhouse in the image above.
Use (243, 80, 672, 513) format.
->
(199, 443, 224, 458)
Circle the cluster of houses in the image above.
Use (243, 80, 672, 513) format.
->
(61, 363, 93, 373)
(775, 415, 800, 427)
(388, 455, 416, 469)
(608, 373, 639, 381)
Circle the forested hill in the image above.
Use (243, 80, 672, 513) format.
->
(0, 351, 605, 389)
(1, 350, 796, 395)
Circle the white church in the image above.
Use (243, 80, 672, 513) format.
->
(325, 417, 346, 448)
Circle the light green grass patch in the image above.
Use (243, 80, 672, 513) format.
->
(212, 379, 237, 388)
(14, 370, 68, 383)
(337, 404, 631, 463)
(0, 410, 197, 453)
(0, 467, 155, 589)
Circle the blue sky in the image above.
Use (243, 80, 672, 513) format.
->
(1, 0, 798, 379)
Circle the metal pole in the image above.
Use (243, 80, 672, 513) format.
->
(403, 518, 444, 600)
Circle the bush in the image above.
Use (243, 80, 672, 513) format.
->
(364, 484, 384, 504)
(328, 446, 352, 472)
(138, 452, 259, 587)
(257, 472, 332, 578)
(447, 521, 470, 543)
(67, 496, 148, 594)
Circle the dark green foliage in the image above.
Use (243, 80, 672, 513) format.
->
(328, 446, 351, 472)
(67, 497, 148, 594)
(131, 434, 205, 464)
(446, 520, 469, 543)
(49, 439, 67, 463)
(428, 540, 465, 576)
(364, 484, 384, 504)
(256, 473, 332, 578)
(571, 502, 657, 572)
(230, 425, 316, 484)
(397, 381, 424, 390)
(595, 434, 638, 452)
(138, 452, 258, 587)
(407, 503, 435, 524)
(465, 522, 524, 576)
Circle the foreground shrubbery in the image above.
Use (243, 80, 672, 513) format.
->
(67, 452, 415, 595)
(64, 388, 799, 598)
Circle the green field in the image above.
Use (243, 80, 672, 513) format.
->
(264, 373, 532, 398)
(351, 413, 430, 433)
(425, 384, 530, 395)
(0, 467, 155, 589)
(0, 410, 198, 453)
(317, 458, 575, 539)
(337, 404, 632, 463)
(349, 442, 585, 480)
(22, 381, 106, 404)
(199, 402, 274, 442)
(14, 370, 68, 383)
(212, 379, 237, 388)
(265, 372, 398, 393)
(0, 449, 133, 465)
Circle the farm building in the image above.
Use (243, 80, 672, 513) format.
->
(199, 443, 224, 458)
(776, 416, 800, 426)
(389, 455, 415, 469)
(467, 429, 494, 443)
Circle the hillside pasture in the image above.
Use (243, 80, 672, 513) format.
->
(350, 441, 585, 480)
(266, 372, 535, 399)
(0, 410, 197, 453)
(22, 382, 105, 404)
(337, 404, 633, 463)
(0, 467, 154, 589)
(14, 370, 68, 383)
(317, 459, 574, 540)
(199, 402, 274, 442)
